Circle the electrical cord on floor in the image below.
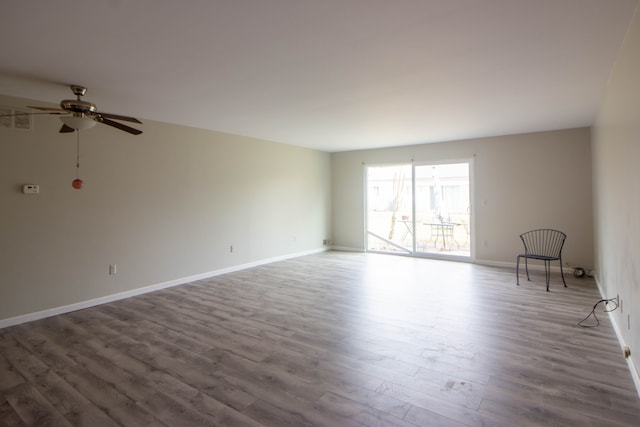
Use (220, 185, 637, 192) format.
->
(578, 297, 619, 328)
(572, 267, 594, 278)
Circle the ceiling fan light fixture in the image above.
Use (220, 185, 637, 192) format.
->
(60, 115, 97, 130)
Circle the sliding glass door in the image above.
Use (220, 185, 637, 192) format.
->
(413, 163, 471, 257)
(366, 162, 471, 259)
(366, 164, 414, 254)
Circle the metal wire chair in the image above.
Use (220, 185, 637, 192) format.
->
(516, 229, 567, 291)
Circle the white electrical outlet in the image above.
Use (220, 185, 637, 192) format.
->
(22, 184, 39, 194)
(109, 264, 117, 275)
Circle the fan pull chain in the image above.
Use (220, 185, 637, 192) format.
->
(76, 130, 80, 178)
(72, 130, 84, 189)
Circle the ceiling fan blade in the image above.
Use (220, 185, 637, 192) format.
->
(95, 112, 142, 124)
(60, 124, 75, 133)
(0, 111, 66, 118)
(97, 117, 143, 135)
(27, 106, 66, 112)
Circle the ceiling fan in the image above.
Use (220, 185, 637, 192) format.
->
(5, 84, 143, 135)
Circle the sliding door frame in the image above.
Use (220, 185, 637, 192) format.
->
(364, 158, 475, 262)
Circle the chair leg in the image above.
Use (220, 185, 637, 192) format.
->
(525, 258, 531, 281)
(516, 255, 521, 285)
(545, 261, 550, 291)
(559, 258, 567, 287)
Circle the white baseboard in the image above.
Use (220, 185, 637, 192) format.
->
(475, 258, 569, 275)
(594, 277, 640, 399)
(329, 246, 365, 252)
(0, 247, 327, 330)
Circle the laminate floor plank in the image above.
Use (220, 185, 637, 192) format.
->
(1, 251, 639, 426)
(63, 314, 259, 420)
(314, 390, 418, 427)
(74, 304, 327, 425)
(16, 321, 163, 426)
(5, 383, 74, 427)
(0, 354, 25, 393)
(0, 398, 27, 427)
(242, 396, 366, 427)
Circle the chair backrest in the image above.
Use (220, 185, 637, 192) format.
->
(520, 229, 566, 258)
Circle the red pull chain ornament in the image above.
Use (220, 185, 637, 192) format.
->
(72, 178, 84, 189)
(72, 130, 84, 190)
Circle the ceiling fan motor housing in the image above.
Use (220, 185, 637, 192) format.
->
(60, 85, 97, 115)
(60, 99, 97, 115)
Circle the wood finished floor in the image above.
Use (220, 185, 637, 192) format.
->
(1, 251, 639, 426)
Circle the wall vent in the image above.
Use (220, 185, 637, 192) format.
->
(0, 107, 32, 131)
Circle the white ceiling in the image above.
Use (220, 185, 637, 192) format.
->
(0, 0, 637, 152)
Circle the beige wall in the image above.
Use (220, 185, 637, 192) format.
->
(0, 94, 331, 322)
(592, 5, 640, 381)
(332, 128, 594, 269)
